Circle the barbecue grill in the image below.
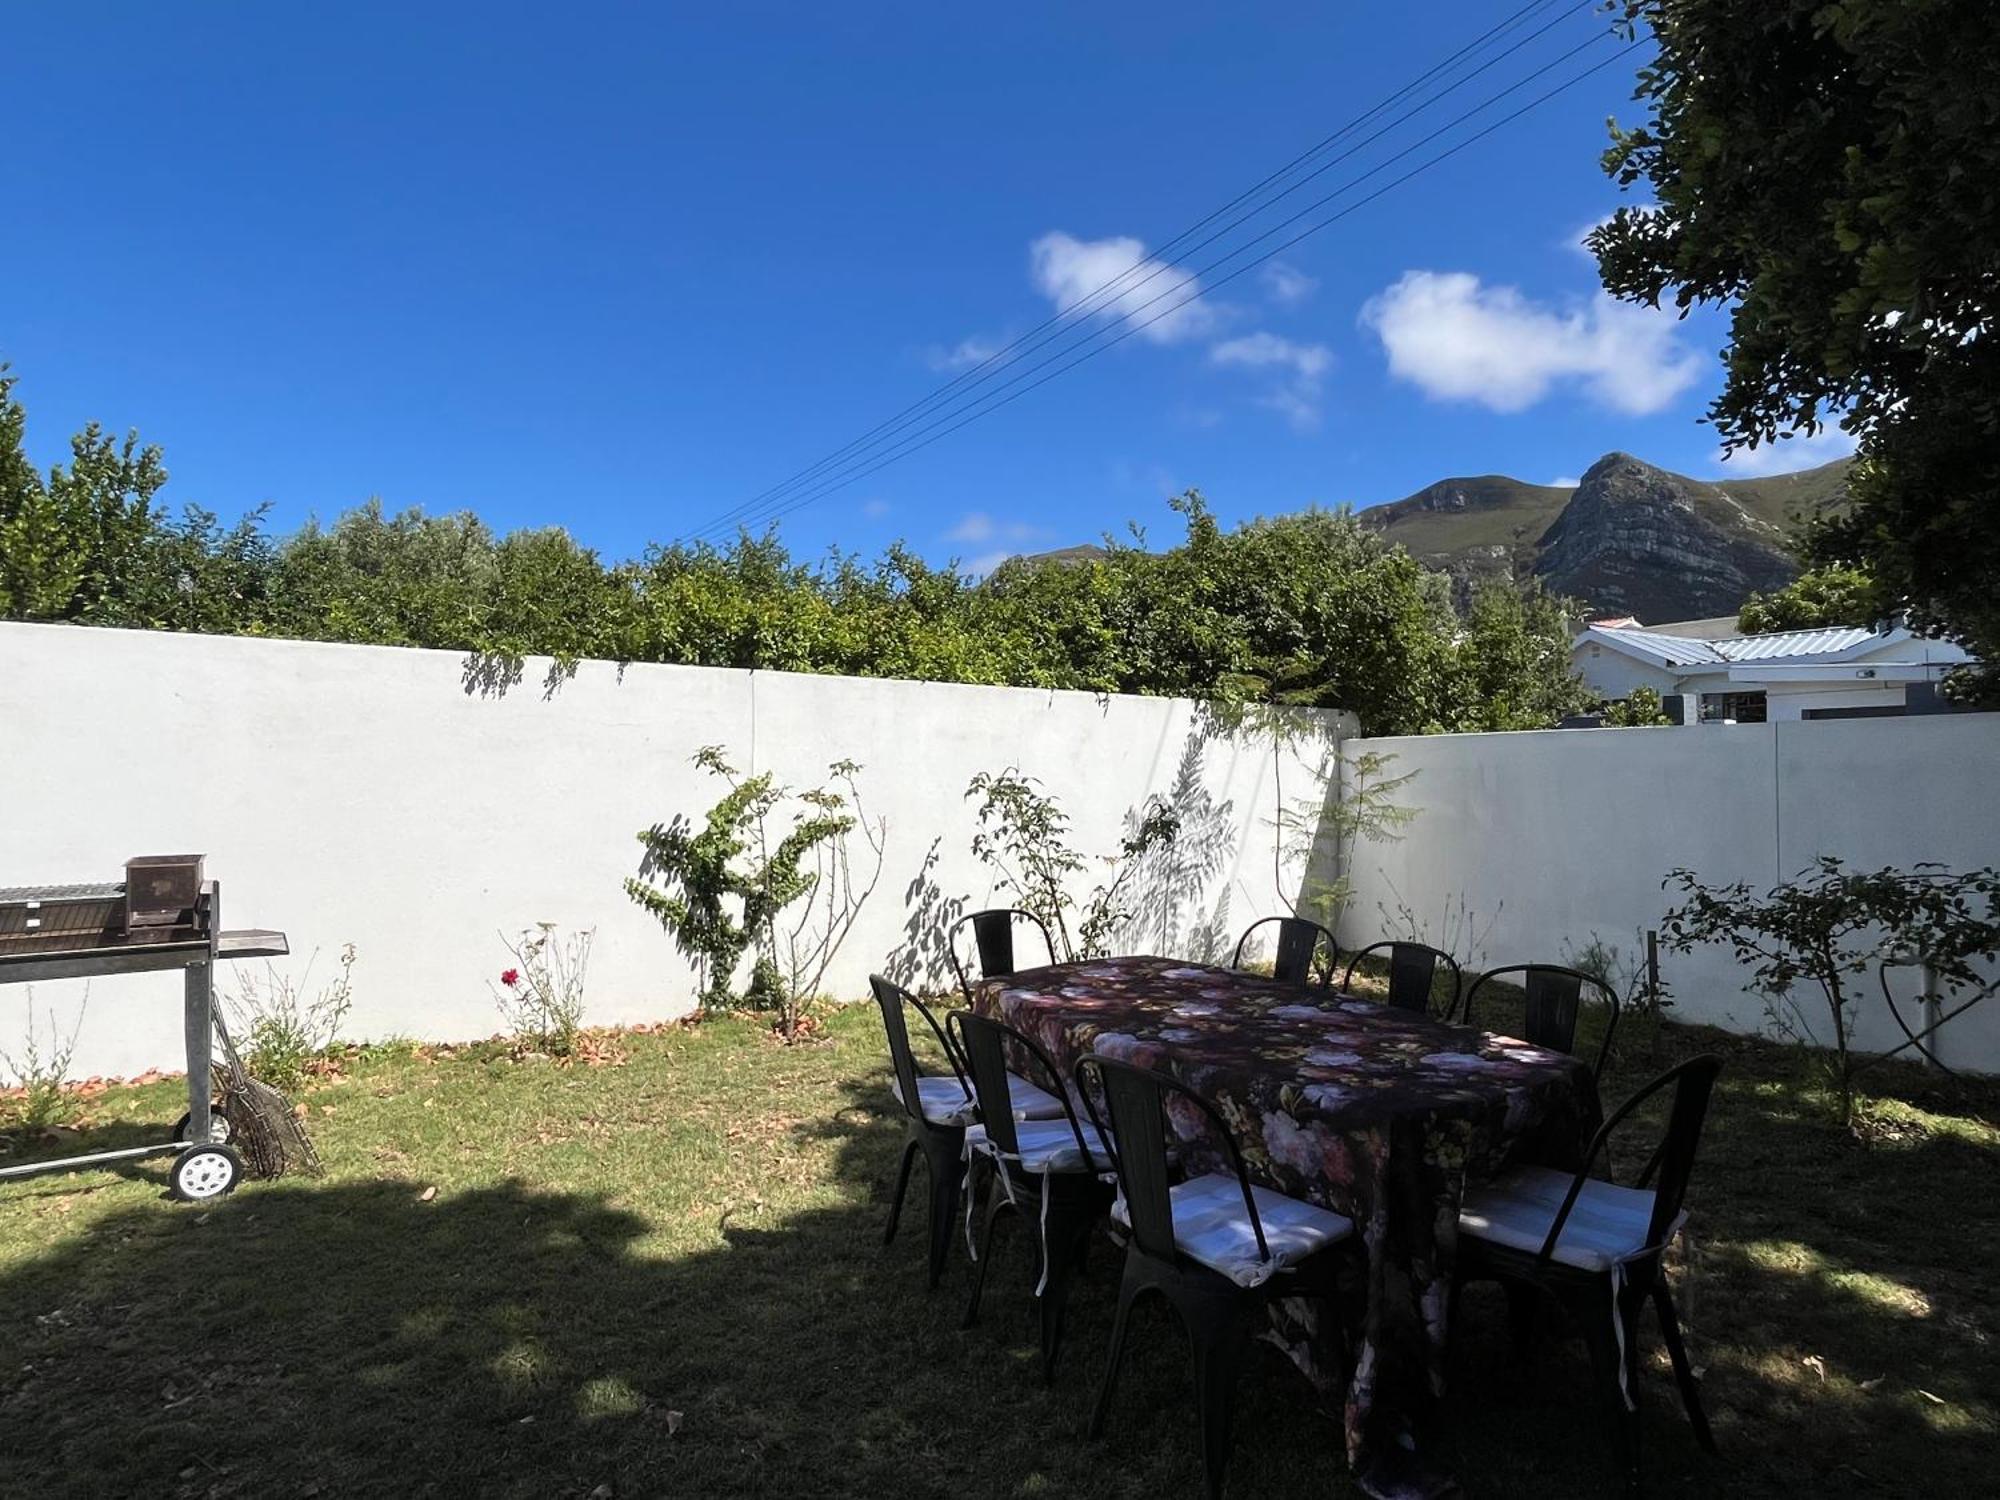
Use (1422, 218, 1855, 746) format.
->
(0, 858, 288, 1200)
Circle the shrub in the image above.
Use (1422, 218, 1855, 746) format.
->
(493, 925, 594, 1058)
(1663, 860, 2000, 1120)
(626, 749, 883, 1039)
(230, 945, 357, 1093)
(0, 991, 87, 1131)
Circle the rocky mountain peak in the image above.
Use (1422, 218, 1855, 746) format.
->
(1531, 452, 1795, 619)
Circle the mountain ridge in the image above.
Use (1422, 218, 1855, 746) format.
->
(1015, 452, 1851, 623)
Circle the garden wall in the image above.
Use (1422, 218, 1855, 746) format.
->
(0, 622, 1343, 1077)
(1336, 713, 2000, 1073)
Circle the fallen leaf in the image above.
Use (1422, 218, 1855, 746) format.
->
(1858, 1375, 1885, 1391)
(588, 1486, 614, 1500)
(1802, 1354, 1827, 1382)
(1918, 1389, 1947, 1405)
(664, 1409, 684, 1435)
(418, 1186, 438, 1203)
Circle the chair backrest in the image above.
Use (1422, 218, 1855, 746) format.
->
(869, 974, 964, 1124)
(1463, 964, 1620, 1076)
(1074, 1053, 1268, 1271)
(1231, 915, 1338, 988)
(948, 908, 1059, 999)
(1540, 1054, 1724, 1263)
(948, 1008, 1097, 1168)
(1342, 940, 1462, 1016)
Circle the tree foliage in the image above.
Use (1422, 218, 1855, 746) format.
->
(1737, 565, 1883, 635)
(1, 364, 1591, 734)
(1593, 1, 2000, 691)
(1662, 858, 2000, 1120)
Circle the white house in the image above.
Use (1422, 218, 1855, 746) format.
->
(1572, 617, 1973, 722)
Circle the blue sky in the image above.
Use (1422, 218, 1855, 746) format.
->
(1, 2, 1853, 573)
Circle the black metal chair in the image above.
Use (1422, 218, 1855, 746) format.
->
(1075, 1054, 1355, 1500)
(870, 975, 977, 1290)
(1456, 1053, 1724, 1493)
(950, 1008, 1113, 1383)
(1229, 915, 1338, 989)
(1341, 939, 1463, 1017)
(1462, 964, 1620, 1078)
(948, 907, 1060, 1001)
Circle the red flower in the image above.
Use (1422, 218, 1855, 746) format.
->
(500, 968, 521, 987)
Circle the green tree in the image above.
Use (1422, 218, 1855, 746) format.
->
(1593, 1, 2000, 691)
(1737, 565, 1882, 635)
(1603, 685, 1673, 727)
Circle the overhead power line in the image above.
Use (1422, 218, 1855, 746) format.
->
(681, 0, 1590, 544)
(700, 41, 1643, 543)
(681, 8, 1635, 546)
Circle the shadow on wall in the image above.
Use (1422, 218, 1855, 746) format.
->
(882, 712, 1351, 984)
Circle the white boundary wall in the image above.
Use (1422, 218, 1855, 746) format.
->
(1337, 715, 2000, 1073)
(0, 623, 1338, 1078)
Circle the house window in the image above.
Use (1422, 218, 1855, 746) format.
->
(1699, 690, 1766, 724)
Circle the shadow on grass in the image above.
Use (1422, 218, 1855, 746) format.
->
(2, 1041, 1996, 1499)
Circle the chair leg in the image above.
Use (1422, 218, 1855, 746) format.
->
(1191, 1309, 1251, 1500)
(923, 1138, 963, 1291)
(1578, 1282, 1640, 1495)
(1090, 1264, 1141, 1439)
(883, 1138, 918, 1245)
(1503, 1279, 1540, 1358)
(1653, 1284, 1717, 1454)
(962, 1185, 1004, 1330)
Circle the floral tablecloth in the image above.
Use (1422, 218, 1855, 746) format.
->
(973, 956, 1600, 1497)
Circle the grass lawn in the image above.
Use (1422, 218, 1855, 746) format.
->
(3, 995, 1997, 1498)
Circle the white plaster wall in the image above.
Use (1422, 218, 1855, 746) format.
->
(1340, 714, 2000, 1071)
(0, 623, 1337, 1078)
(1571, 646, 1678, 703)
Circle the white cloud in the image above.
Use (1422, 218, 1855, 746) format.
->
(1261, 262, 1318, 305)
(1712, 426, 1858, 477)
(925, 335, 1004, 372)
(1210, 332, 1333, 430)
(946, 510, 1044, 546)
(1209, 332, 1331, 380)
(1549, 476, 1581, 489)
(861, 498, 891, 519)
(1030, 230, 1214, 344)
(1361, 270, 1703, 416)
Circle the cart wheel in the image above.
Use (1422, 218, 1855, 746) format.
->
(169, 1143, 242, 1202)
(172, 1107, 233, 1146)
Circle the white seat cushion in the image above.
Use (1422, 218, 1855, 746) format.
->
(891, 1072, 1068, 1126)
(1114, 1171, 1354, 1288)
(965, 1116, 1110, 1174)
(1459, 1165, 1680, 1272)
(891, 1074, 979, 1126)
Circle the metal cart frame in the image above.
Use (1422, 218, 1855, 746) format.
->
(0, 880, 286, 1192)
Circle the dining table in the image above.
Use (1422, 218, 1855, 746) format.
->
(972, 954, 1603, 1500)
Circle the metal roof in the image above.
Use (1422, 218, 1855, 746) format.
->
(1588, 624, 1885, 669)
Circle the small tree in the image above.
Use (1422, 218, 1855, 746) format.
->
(965, 768, 1181, 962)
(1662, 859, 2000, 1121)
(628, 748, 882, 1038)
(1604, 686, 1673, 727)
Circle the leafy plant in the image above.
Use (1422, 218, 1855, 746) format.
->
(1604, 686, 1673, 727)
(1273, 745, 1419, 932)
(965, 768, 1182, 962)
(1662, 859, 2000, 1120)
(627, 748, 883, 1038)
(1374, 881, 1501, 975)
(492, 925, 594, 1058)
(230, 945, 357, 1093)
(1563, 928, 1674, 1060)
(0, 990, 87, 1131)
